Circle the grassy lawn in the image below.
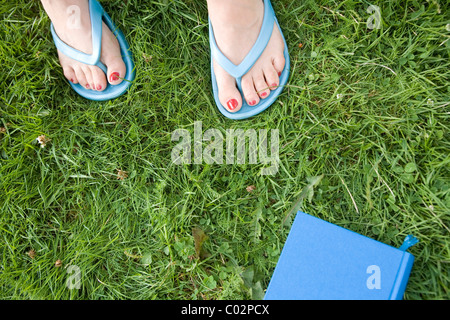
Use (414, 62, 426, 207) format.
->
(1, 0, 449, 300)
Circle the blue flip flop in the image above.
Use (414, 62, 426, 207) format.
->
(50, 0, 135, 101)
(209, 0, 290, 120)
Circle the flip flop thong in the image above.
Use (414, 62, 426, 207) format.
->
(50, 0, 135, 101)
(209, 0, 290, 120)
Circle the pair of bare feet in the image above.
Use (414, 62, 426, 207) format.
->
(41, 0, 286, 113)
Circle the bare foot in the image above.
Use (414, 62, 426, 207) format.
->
(41, 0, 126, 91)
(207, 0, 286, 112)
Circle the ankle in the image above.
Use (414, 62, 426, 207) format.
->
(207, 0, 263, 30)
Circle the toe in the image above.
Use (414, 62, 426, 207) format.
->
(214, 60, 242, 112)
(90, 66, 107, 91)
(241, 75, 259, 106)
(82, 66, 95, 90)
(106, 59, 126, 85)
(63, 66, 77, 84)
(102, 44, 126, 86)
(263, 63, 280, 91)
(220, 83, 242, 112)
(253, 71, 270, 99)
(272, 53, 286, 77)
(73, 65, 89, 89)
(100, 23, 127, 86)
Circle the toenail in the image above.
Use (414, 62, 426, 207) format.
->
(261, 92, 268, 98)
(278, 71, 282, 76)
(249, 100, 257, 106)
(227, 99, 238, 111)
(97, 84, 102, 90)
(271, 83, 278, 88)
(70, 78, 74, 83)
(110, 72, 120, 82)
(86, 84, 90, 89)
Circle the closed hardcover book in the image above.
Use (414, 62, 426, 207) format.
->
(264, 211, 418, 300)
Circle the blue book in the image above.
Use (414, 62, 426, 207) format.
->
(264, 211, 419, 300)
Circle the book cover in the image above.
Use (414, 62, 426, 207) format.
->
(264, 211, 419, 300)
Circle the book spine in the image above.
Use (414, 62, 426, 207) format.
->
(389, 252, 415, 300)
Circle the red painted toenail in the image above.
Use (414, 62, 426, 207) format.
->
(227, 99, 238, 111)
(261, 92, 268, 98)
(86, 84, 90, 89)
(278, 71, 282, 76)
(70, 78, 74, 83)
(97, 84, 102, 90)
(271, 83, 278, 88)
(249, 100, 257, 106)
(110, 72, 120, 82)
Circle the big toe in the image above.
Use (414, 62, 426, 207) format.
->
(100, 23, 127, 86)
(214, 60, 242, 113)
(105, 57, 126, 86)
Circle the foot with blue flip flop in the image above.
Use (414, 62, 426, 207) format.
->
(207, 0, 290, 120)
(41, 0, 135, 101)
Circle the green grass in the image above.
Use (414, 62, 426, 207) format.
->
(0, 0, 449, 300)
